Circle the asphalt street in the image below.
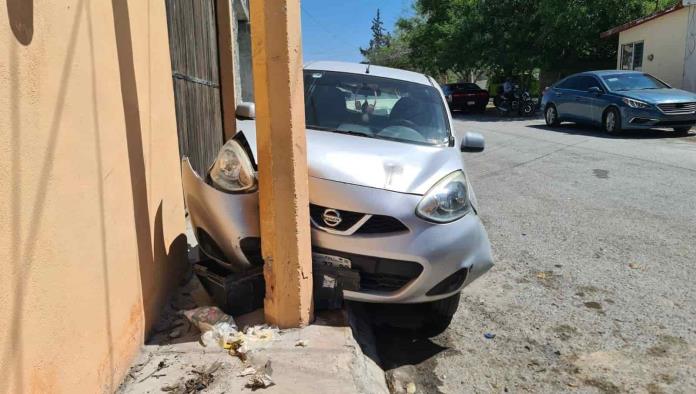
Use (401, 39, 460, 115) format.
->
(376, 114, 696, 393)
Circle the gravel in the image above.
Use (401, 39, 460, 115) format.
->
(376, 115, 696, 393)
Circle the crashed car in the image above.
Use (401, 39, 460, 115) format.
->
(183, 61, 493, 334)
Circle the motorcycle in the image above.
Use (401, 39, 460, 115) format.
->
(494, 85, 535, 116)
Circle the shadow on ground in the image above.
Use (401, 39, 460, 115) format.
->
(527, 123, 695, 140)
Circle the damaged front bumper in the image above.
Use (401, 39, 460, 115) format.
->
(182, 158, 493, 304)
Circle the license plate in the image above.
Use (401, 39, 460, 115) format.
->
(312, 252, 351, 269)
(467, 100, 476, 105)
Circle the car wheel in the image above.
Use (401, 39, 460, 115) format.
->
(673, 126, 692, 135)
(603, 107, 622, 134)
(545, 105, 560, 127)
(417, 293, 460, 337)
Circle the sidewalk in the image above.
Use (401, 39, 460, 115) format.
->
(117, 273, 388, 394)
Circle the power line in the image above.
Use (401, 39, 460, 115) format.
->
(300, 5, 361, 50)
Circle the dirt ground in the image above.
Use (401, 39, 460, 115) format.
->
(373, 115, 696, 393)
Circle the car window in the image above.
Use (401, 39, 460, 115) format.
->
(601, 73, 669, 91)
(556, 77, 579, 90)
(304, 70, 451, 146)
(575, 76, 603, 92)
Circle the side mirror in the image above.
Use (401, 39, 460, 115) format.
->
(461, 132, 485, 153)
(236, 102, 255, 119)
(588, 86, 603, 95)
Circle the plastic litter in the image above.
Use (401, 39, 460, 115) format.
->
(225, 325, 280, 360)
(295, 339, 309, 347)
(406, 382, 417, 394)
(244, 360, 274, 390)
(484, 332, 496, 339)
(183, 306, 238, 348)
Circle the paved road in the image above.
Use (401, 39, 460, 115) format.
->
(376, 115, 696, 393)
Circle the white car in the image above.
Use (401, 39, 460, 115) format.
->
(183, 61, 493, 334)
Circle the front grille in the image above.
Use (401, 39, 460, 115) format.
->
(313, 247, 423, 292)
(310, 203, 408, 235)
(355, 215, 409, 234)
(309, 204, 364, 231)
(657, 102, 696, 115)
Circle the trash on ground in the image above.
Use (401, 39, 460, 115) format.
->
(628, 263, 642, 270)
(405, 382, 417, 394)
(295, 339, 309, 347)
(161, 362, 221, 393)
(225, 325, 280, 360)
(244, 360, 274, 390)
(183, 306, 238, 348)
(484, 332, 496, 339)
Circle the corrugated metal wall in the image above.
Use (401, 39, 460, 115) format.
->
(165, 0, 224, 176)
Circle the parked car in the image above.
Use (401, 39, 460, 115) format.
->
(442, 82, 489, 113)
(542, 71, 696, 134)
(183, 61, 493, 335)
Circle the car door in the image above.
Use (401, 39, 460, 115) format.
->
(584, 76, 609, 125)
(569, 76, 597, 124)
(554, 76, 581, 121)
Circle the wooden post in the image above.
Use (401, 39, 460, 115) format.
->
(250, 0, 313, 327)
(216, 0, 237, 141)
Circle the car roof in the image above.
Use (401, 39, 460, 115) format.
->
(303, 61, 434, 86)
(570, 70, 646, 78)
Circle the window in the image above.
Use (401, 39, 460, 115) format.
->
(556, 76, 579, 89)
(601, 73, 669, 91)
(621, 41, 644, 71)
(304, 70, 451, 146)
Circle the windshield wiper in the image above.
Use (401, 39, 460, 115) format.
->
(307, 125, 373, 138)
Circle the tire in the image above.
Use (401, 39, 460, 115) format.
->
(603, 107, 622, 134)
(418, 293, 461, 337)
(673, 126, 693, 135)
(545, 105, 560, 127)
(520, 102, 534, 116)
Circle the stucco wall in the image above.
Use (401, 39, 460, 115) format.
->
(617, 7, 689, 88)
(683, 5, 696, 92)
(1, 1, 187, 392)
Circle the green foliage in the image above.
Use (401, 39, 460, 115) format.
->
(360, 9, 392, 59)
(362, 0, 680, 83)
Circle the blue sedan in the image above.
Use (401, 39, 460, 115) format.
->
(541, 71, 696, 135)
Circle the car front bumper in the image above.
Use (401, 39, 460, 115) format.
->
(182, 158, 494, 304)
(621, 107, 696, 129)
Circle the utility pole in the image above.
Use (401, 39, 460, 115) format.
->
(250, 0, 313, 327)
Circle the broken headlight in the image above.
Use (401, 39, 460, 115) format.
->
(416, 171, 471, 223)
(209, 139, 257, 193)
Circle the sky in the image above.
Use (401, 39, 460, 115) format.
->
(300, 0, 414, 63)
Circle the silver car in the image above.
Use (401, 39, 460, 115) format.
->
(183, 61, 493, 334)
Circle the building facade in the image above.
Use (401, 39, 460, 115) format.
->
(602, 1, 696, 92)
(1, 1, 187, 392)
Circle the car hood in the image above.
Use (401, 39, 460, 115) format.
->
(620, 88, 696, 104)
(239, 121, 461, 195)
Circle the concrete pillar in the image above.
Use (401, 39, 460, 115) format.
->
(216, 0, 238, 141)
(250, 0, 313, 327)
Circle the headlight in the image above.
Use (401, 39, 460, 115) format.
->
(416, 171, 472, 223)
(209, 139, 256, 192)
(622, 98, 650, 109)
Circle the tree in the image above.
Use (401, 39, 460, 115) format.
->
(360, 9, 392, 60)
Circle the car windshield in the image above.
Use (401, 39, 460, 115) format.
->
(601, 73, 669, 91)
(304, 70, 451, 146)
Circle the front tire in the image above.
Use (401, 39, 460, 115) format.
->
(673, 126, 693, 135)
(418, 293, 460, 337)
(603, 107, 622, 134)
(545, 105, 560, 126)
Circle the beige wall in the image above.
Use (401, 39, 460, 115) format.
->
(1, 1, 186, 392)
(617, 7, 689, 88)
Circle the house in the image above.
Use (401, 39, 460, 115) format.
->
(601, 0, 696, 92)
